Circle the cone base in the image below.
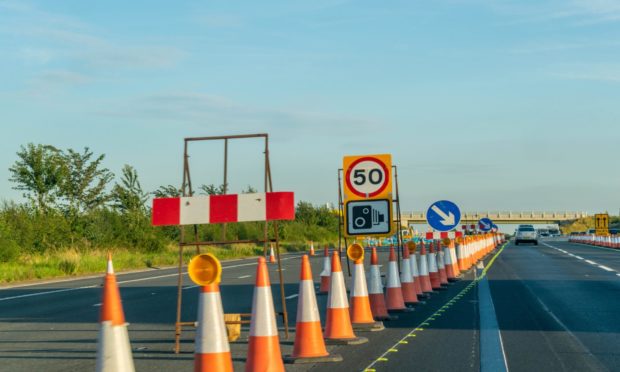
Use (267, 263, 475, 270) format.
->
(324, 336, 369, 345)
(375, 314, 398, 321)
(284, 354, 343, 364)
(352, 321, 385, 332)
(387, 307, 414, 313)
(195, 351, 233, 372)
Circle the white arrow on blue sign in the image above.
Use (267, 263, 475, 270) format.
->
(478, 217, 494, 232)
(426, 200, 461, 232)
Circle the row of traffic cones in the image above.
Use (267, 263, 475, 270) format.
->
(95, 233, 505, 372)
(570, 234, 620, 248)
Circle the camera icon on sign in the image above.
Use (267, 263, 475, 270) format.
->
(352, 205, 385, 229)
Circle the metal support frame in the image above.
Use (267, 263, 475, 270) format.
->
(172, 133, 289, 354)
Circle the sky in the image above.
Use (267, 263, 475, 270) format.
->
(1, 0, 619, 217)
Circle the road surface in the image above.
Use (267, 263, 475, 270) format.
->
(1, 239, 618, 371)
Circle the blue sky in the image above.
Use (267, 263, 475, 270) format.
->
(1, 0, 619, 215)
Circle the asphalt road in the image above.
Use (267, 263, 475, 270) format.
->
(1, 239, 618, 372)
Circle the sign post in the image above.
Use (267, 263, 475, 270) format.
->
(595, 213, 610, 236)
(342, 154, 393, 237)
(426, 200, 461, 232)
(478, 217, 494, 232)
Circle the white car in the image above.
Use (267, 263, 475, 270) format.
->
(515, 225, 538, 245)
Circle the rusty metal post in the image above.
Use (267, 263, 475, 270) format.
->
(222, 138, 228, 240)
(393, 165, 403, 272)
(337, 169, 351, 276)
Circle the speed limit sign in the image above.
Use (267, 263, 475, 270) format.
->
(343, 154, 392, 200)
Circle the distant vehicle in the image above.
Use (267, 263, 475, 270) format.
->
(515, 225, 538, 245)
(548, 227, 561, 237)
(537, 228, 550, 237)
(610, 228, 619, 235)
(586, 228, 596, 235)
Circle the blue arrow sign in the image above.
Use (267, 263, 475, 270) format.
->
(478, 217, 494, 232)
(426, 200, 461, 232)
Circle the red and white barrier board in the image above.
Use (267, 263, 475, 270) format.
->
(425, 231, 463, 240)
(151, 192, 295, 226)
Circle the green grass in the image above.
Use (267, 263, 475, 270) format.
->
(0, 242, 315, 284)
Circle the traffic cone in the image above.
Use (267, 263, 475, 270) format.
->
(400, 246, 418, 305)
(324, 251, 368, 345)
(309, 241, 315, 256)
(368, 247, 392, 321)
(245, 257, 284, 372)
(436, 243, 449, 286)
(407, 244, 423, 297)
(194, 284, 233, 372)
(445, 239, 460, 280)
(385, 246, 408, 312)
(269, 244, 276, 264)
(285, 255, 342, 364)
(456, 238, 466, 272)
(319, 246, 331, 294)
(418, 242, 433, 294)
(350, 252, 384, 331)
(428, 242, 441, 290)
(96, 254, 135, 372)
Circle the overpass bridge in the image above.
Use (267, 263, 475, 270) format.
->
(401, 211, 589, 227)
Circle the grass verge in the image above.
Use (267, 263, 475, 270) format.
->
(0, 242, 314, 284)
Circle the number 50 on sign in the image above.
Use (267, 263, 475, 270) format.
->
(343, 154, 392, 200)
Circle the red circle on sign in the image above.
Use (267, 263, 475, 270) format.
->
(345, 156, 390, 198)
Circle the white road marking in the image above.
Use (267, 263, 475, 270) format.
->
(92, 303, 102, 307)
(285, 294, 299, 300)
(238, 275, 251, 279)
(182, 285, 199, 290)
(0, 254, 304, 302)
(477, 262, 509, 372)
(542, 242, 619, 275)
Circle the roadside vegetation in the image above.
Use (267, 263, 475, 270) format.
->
(0, 143, 339, 283)
(559, 215, 620, 234)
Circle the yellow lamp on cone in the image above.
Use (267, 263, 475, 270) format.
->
(406, 241, 416, 254)
(188, 253, 222, 285)
(347, 243, 365, 262)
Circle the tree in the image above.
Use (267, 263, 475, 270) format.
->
(153, 185, 182, 198)
(58, 147, 113, 214)
(8, 143, 64, 210)
(111, 165, 148, 213)
(199, 184, 225, 195)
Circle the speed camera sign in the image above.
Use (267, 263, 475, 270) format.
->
(343, 154, 392, 200)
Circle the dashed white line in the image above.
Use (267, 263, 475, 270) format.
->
(285, 294, 299, 300)
(238, 275, 251, 279)
(542, 242, 618, 276)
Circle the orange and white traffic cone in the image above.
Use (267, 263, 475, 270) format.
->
(445, 239, 460, 280)
(309, 241, 315, 256)
(269, 244, 277, 264)
(428, 242, 442, 290)
(319, 246, 331, 294)
(349, 251, 384, 331)
(246, 257, 284, 372)
(285, 255, 342, 364)
(436, 242, 449, 286)
(418, 242, 433, 294)
(400, 246, 418, 305)
(194, 284, 233, 372)
(407, 243, 423, 297)
(368, 247, 392, 321)
(385, 246, 408, 312)
(324, 251, 368, 345)
(96, 254, 135, 372)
